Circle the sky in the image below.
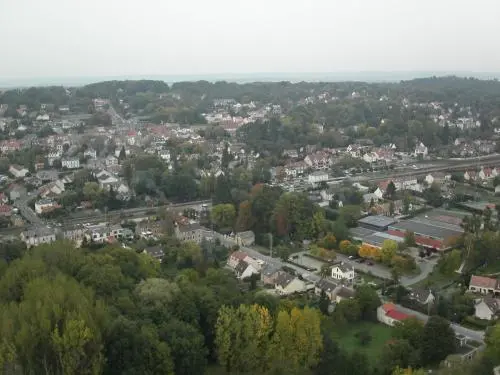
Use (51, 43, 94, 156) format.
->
(1, 0, 500, 80)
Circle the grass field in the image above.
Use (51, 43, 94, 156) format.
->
(328, 321, 394, 364)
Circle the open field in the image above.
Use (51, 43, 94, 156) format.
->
(327, 321, 394, 364)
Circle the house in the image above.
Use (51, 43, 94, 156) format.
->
(228, 251, 250, 269)
(84, 148, 97, 159)
(9, 185, 27, 201)
(9, 164, 29, 178)
(425, 174, 434, 185)
(235, 260, 260, 280)
(62, 226, 86, 242)
(377, 303, 413, 326)
(315, 279, 338, 301)
(474, 297, 500, 321)
(261, 265, 281, 285)
(414, 142, 428, 158)
(61, 158, 80, 169)
(479, 167, 495, 181)
(320, 187, 337, 202)
(36, 170, 59, 183)
(468, 275, 500, 295)
(0, 192, 8, 204)
(308, 171, 329, 185)
(105, 155, 118, 166)
(143, 246, 165, 261)
(20, 226, 57, 247)
(235, 231, 255, 246)
(331, 264, 355, 282)
(409, 288, 435, 305)
(464, 170, 477, 182)
(0, 204, 13, 217)
(284, 161, 307, 178)
(274, 271, 307, 295)
(304, 151, 330, 170)
(174, 222, 211, 244)
(35, 199, 59, 214)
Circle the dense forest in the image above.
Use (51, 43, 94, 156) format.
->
(0, 236, 499, 375)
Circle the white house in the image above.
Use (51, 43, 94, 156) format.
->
(425, 174, 434, 185)
(20, 227, 56, 247)
(331, 264, 355, 282)
(474, 297, 500, 320)
(479, 167, 495, 181)
(414, 142, 428, 158)
(274, 272, 307, 295)
(377, 303, 412, 327)
(468, 275, 500, 294)
(159, 150, 171, 162)
(235, 260, 260, 280)
(35, 198, 58, 214)
(308, 171, 329, 185)
(9, 165, 29, 178)
(105, 155, 118, 166)
(84, 148, 97, 159)
(61, 158, 80, 169)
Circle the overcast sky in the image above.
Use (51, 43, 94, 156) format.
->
(1, 0, 499, 79)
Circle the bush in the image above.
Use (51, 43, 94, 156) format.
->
(462, 316, 491, 329)
(355, 330, 372, 346)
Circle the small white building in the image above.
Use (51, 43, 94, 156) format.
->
(414, 142, 428, 158)
(474, 297, 500, 321)
(331, 264, 355, 282)
(9, 165, 29, 178)
(84, 148, 97, 159)
(35, 199, 58, 214)
(308, 171, 329, 185)
(61, 158, 80, 169)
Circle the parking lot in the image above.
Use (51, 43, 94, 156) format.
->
(289, 252, 327, 272)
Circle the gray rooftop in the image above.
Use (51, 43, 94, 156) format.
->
(389, 219, 463, 240)
(358, 215, 397, 228)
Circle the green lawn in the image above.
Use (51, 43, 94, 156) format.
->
(328, 321, 394, 364)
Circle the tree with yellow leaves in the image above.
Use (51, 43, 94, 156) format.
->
(358, 244, 373, 258)
(269, 306, 322, 373)
(215, 304, 272, 374)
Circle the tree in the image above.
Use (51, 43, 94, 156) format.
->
(215, 304, 272, 374)
(235, 200, 253, 232)
(420, 316, 456, 366)
(0, 274, 107, 375)
(358, 244, 374, 258)
(380, 339, 415, 372)
(339, 240, 351, 253)
(211, 203, 236, 231)
(339, 205, 361, 227)
(393, 317, 424, 349)
(319, 290, 330, 315)
(404, 231, 416, 247)
(381, 239, 398, 265)
(118, 146, 126, 161)
(485, 321, 500, 366)
(334, 298, 361, 323)
(386, 181, 396, 199)
(403, 194, 412, 214)
(389, 201, 396, 216)
(319, 233, 337, 250)
(269, 307, 322, 373)
(159, 319, 208, 375)
(355, 285, 381, 321)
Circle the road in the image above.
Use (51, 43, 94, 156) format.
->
(293, 251, 437, 287)
(237, 245, 484, 342)
(395, 304, 485, 343)
(14, 190, 43, 225)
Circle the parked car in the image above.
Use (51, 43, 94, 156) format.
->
(367, 261, 374, 266)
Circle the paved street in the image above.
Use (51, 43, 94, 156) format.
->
(395, 304, 485, 343)
(238, 245, 484, 342)
(14, 191, 42, 225)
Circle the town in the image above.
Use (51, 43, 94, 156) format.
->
(1, 77, 500, 375)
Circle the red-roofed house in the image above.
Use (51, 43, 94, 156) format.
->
(377, 303, 413, 326)
(127, 130, 138, 146)
(479, 167, 495, 180)
(227, 251, 250, 269)
(0, 204, 13, 217)
(468, 275, 500, 295)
